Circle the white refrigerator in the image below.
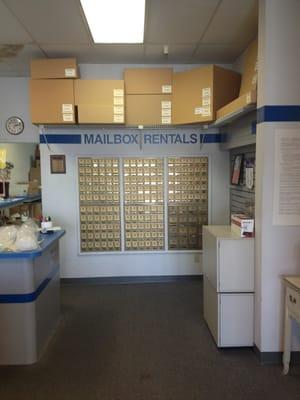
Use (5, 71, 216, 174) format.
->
(203, 225, 254, 347)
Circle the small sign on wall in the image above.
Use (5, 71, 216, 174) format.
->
(50, 154, 66, 174)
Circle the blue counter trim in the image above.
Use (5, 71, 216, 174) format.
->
(257, 106, 300, 124)
(0, 194, 42, 210)
(0, 264, 59, 304)
(0, 230, 65, 259)
(251, 120, 257, 134)
(40, 134, 81, 144)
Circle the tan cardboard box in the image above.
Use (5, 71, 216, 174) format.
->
(216, 89, 257, 119)
(216, 38, 258, 120)
(239, 38, 258, 96)
(30, 58, 78, 79)
(31, 202, 42, 219)
(124, 68, 173, 95)
(173, 65, 241, 124)
(29, 167, 41, 184)
(125, 94, 172, 126)
(28, 181, 40, 195)
(78, 105, 124, 124)
(30, 79, 75, 124)
(74, 80, 124, 124)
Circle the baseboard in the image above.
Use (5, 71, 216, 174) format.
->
(254, 345, 300, 365)
(61, 275, 203, 285)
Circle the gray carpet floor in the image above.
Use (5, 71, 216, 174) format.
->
(0, 279, 300, 400)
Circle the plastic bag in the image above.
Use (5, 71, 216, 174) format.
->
(0, 225, 18, 251)
(14, 219, 39, 251)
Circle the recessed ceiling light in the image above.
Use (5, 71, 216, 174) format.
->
(80, 0, 145, 44)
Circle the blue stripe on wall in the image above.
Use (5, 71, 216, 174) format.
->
(0, 265, 59, 304)
(40, 134, 82, 144)
(200, 133, 221, 143)
(257, 106, 300, 124)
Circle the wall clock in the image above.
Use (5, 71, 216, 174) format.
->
(5, 116, 24, 135)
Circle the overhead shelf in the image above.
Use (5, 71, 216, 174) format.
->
(209, 103, 256, 128)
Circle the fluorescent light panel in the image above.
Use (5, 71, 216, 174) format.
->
(80, 0, 145, 43)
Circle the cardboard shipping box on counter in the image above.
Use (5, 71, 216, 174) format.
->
(30, 58, 79, 79)
(173, 65, 241, 124)
(125, 94, 172, 126)
(29, 79, 75, 124)
(216, 38, 258, 120)
(29, 167, 41, 184)
(74, 80, 124, 124)
(231, 214, 254, 238)
(124, 68, 173, 95)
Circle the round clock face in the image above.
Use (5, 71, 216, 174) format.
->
(5, 116, 24, 135)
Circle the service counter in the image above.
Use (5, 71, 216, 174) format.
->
(0, 230, 65, 365)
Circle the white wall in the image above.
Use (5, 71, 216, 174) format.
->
(40, 130, 229, 278)
(0, 143, 36, 195)
(0, 78, 39, 143)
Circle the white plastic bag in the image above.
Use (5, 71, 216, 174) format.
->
(0, 225, 18, 251)
(14, 219, 39, 251)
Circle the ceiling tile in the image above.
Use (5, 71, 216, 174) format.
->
(191, 44, 244, 63)
(42, 44, 145, 64)
(0, 1, 32, 44)
(202, 0, 258, 44)
(4, 0, 91, 44)
(145, 44, 197, 63)
(145, 0, 219, 44)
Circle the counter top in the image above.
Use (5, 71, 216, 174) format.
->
(202, 225, 254, 240)
(0, 194, 41, 209)
(0, 230, 65, 259)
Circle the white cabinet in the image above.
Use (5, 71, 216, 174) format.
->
(203, 225, 254, 347)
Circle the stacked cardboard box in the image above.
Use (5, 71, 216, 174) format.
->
(74, 80, 125, 124)
(29, 58, 78, 124)
(124, 68, 173, 126)
(173, 65, 241, 124)
(216, 38, 258, 120)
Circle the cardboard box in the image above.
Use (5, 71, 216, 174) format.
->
(27, 181, 40, 195)
(216, 38, 258, 120)
(125, 94, 172, 126)
(216, 89, 257, 119)
(239, 38, 258, 96)
(173, 65, 241, 124)
(124, 68, 173, 95)
(74, 80, 124, 124)
(29, 167, 41, 184)
(231, 214, 254, 237)
(30, 58, 78, 79)
(30, 79, 75, 124)
(31, 202, 42, 219)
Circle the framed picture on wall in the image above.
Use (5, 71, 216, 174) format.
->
(50, 155, 66, 174)
(231, 154, 244, 185)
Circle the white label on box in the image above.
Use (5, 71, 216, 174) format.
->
(62, 103, 73, 113)
(202, 98, 211, 106)
(114, 114, 124, 123)
(62, 113, 74, 122)
(194, 107, 204, 115)
(162, 85, 172, 93)
(202, 87, 211, 97)
(161, 116, 171, 124)
(113, 89, 124, 97)
(161, 100, 171, 109)
(246, 92, 251, 103)
(202, 107, 211, 116)
(113, 97, 124, 105)
(113, 106, 124, 115)
(64, 68, 76, 77)
(161, 109, 171, 117)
